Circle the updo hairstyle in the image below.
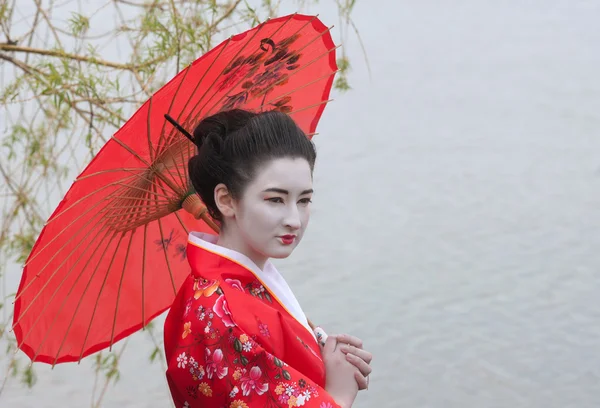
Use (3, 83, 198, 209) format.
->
(188, 109, 317, 222)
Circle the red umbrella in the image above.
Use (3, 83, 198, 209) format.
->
(12, 13, 337, 365)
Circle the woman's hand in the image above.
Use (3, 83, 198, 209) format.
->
(321, 335, 360, 408)
(336, 333, 373, 390)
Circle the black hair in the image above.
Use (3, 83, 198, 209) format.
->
(188, 109, 317, 222)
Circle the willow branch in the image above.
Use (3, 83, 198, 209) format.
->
(0, 0, 244, 73)
(212, 0, 244, 33)
(0, 52, 104, 137)
(113, 0, 169, 11)
(0, 163, 42, 230)
(0, 44, 166, 71)
(33, 0, 63, 48)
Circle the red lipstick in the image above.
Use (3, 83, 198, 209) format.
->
(279, 235, 296, 245)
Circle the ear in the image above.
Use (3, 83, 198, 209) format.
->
(214, 183, 236, 219)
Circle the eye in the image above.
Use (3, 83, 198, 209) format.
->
(298, 198, 312, 205)
(266, 197, 284, 203)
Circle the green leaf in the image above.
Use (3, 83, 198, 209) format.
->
(149, 347, 160, 363)
(107, 367, 120, 382)
(234, 338, 243, 353)
(273, 357, 283, 367)
(240, 356, 249, 366)
(282, 370, 291, 381)
(22, 365, 37, 388)
(337, 57, 351, 72)
(264, 292, 272, 303)
(11, 359, 19, 377)
(68, 13, 90, 36)
(334, 75, 351, 92)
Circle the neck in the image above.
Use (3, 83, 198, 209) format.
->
(216, 225, 268, 270)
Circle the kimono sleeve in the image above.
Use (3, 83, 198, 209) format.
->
(164, 277, 341, 408)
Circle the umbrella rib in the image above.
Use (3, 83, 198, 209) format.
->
(17, 202, 110, 297)
(111, 136, 152, 167)
(23, 175, 165, 270)
(109, 229, 136, 351)
(157, 217, 177, 296)
(289, 99, 333, 116)
(41, 173, 139, 227)
(101, 204, 172, 210)
(17, 222, 111, 353)
(109, 153, 187, 263)
(47, 229, 118, 366)
(174, 211, 190, 235)
(199, 16, 319, 119)
(151, 139, 189, 191)
(175, 143, 189, 195)
(100, 204, 172, 219)
(156, 145, 189, 201)
(102, 165, 181, 215)
(145, 103, 187, 189)
(118, 162, 185, 192)
(262, 70, 339, 107)
(113, 183, 173, 200)
(109, 142, 184, 196)
(31, 228, 115, 364)
(147, 96, 155, 162)
(156, 63, 192, 153)
(170, 139, 189, 190)
(111, 137, 187, 195)
(159, 38, 232, 150)
(150, 176, 178, 296)
(141, 223, 148, 328)
(13, 210, 106, 327)
(80, 165, 183, 205)
(78, 231, 127, 363)
(108, 195, 172, 203)
(76, 168, 152, 180)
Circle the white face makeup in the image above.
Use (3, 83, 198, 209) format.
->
(217, 157, 313, 269)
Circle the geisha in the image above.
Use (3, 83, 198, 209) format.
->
(164, 109, 373, 407)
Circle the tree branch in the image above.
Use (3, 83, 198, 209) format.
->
(212, 0, 244, 34)
(0, 44, 165, 71)
(0, 52, 105, 137)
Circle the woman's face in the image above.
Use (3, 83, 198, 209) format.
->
(232, 157, 313, 262)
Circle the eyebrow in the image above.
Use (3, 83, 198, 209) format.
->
(263, 188, 314, 195)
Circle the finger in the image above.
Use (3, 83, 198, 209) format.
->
(339, 344, 373, 364)
(314, 326, 328, 346)
(354, 370, 369, 391)
(346, 351, 372, 377)
(336, 333, 364, 349)
(322, 334, 338, 353)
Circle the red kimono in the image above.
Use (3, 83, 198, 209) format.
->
(164, 232, 338, 408)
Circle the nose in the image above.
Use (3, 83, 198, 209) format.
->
(283, 204, 301, 230)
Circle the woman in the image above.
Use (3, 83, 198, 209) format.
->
(164, 109, 372, 408)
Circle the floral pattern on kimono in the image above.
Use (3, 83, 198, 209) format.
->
(165, 276, 339, 408)
(164, 239, 339, 408)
